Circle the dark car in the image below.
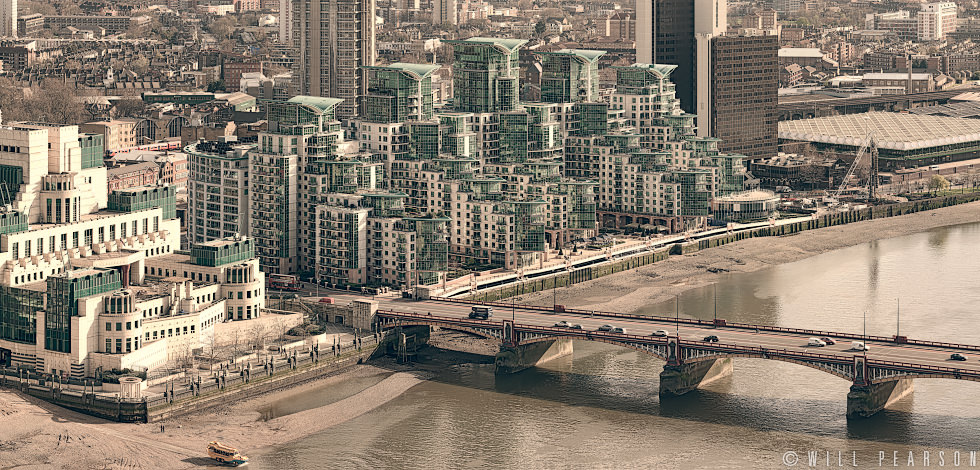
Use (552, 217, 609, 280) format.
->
(597, 324, 614, 332)
(703, 335, 719, 342)
(951, 353, 968, 361)
(569, 324, 583, 329)
(820, 337, 836, 345)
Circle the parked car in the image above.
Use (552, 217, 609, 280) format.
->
(652, 330, 669, 337)
(611, 327, 627, 334)
(702, 335, 719, 342)
(851, 341, 870, 351)
(597, 324, 614, 332)
(820, 337, 836, 345)
(553, 321, 570, 328)
(951, 353, 968, 361)
(808, 337, 827, 347)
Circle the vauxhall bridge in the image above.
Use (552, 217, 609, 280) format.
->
(349, 296, 980, 418)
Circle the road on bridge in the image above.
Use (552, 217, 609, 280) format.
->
(311, 291, 980, 374)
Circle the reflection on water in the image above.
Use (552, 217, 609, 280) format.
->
(256, 223, 980, 469)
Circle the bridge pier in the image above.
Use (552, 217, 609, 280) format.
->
(659, 358, 733, 396)
(846, 378, 913, 418)
(495, 338, 573, 374)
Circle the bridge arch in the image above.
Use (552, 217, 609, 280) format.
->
(381, 320, 502, 342)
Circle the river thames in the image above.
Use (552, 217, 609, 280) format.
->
(255, 222, 980, 469)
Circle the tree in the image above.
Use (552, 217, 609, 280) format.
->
(534, 21, 546, 36)
(209, 16, 237, 38)
(130, 57, 151, 76)
(928, 174, 950, 195)
(113, 99, 148, 118)
(207, 80, 227, 92)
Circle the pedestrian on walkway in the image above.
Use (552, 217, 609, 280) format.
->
(160, 424, 165, 433)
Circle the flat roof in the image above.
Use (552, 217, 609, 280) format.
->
(779, 112, 980, 151)
(778, 48, 823, 58)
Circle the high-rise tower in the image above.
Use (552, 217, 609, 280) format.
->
(293, 0, 376, 121)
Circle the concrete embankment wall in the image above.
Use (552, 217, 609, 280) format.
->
(464, 193, 980, 302)
(148, 348, 376, 422)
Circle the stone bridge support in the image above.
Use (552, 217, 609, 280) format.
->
(846, 378, 913, 418)
(495, 338, 573, 374)
(659, 358, 733, 396)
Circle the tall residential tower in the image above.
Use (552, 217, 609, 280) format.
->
(293, 0, 376, 121)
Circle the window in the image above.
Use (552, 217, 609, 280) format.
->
(105, 322, 111, 331)
(115, 338, 122, 353)
(126, 321, 131, 330)
(116, 322, 121, 331)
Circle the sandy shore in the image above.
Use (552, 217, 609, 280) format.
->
(2, 202, 978, 469)
(0, 365, 426, 469)
(518, 200, 980, 313)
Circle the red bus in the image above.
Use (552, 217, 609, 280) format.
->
(268, 274, 301, 291)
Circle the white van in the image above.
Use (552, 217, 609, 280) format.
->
(851, 341, 869, 351)
(808, 337, 826, 347)
(929, 165, 940, 171)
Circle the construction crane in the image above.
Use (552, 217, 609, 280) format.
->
(830, 131, 879, 203)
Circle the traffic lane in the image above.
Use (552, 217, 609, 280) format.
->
(379, 302, 980, 366)
(407, 303, 980, 359)
(406, 307, 980, 369)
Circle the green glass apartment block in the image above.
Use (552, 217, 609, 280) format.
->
(107, 185, 177, 220)
(45, 268, 121, 353)
(538, 49, 604, 103)
(561, 181, 598, 230)
(674, 170, 712, 217)
(445, 37, 526, 113)
(363, 63, 439, 123)
(362, 192, 408, 218)
(437, 114, 477, 158)
(265, 96, 344, 135)
(574, 102, 610, 137)
(508, 200, 547, 252)
(405, 216, 450, 283)
(0, 211, 28, 236)
(498, 112, 529, 163)
(0, 285, 43, 344)
(190, 238, 255, 267)
(407, 121, 441, 161)
(614, 63, 679, 95)
(78, 133, 104, 169)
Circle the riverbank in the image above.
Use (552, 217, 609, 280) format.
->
(0, 364, 427, 469)
(518, 200, 980, 314)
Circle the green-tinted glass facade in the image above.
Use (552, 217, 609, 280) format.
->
(45, 269, 121, 353)
(107, 185, 177, 220)
(0, 211, 28, 236)
(0, 164, 23, 206)
(190, 238, 255, 267)
(446, 38, 526, 113)
(0, 285, 43, 344)
(364, 63, 438, 123)
(78, 133, 104, 169)
(539, 49, 603, 104)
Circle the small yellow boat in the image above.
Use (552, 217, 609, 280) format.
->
(207, 441, 249, 466)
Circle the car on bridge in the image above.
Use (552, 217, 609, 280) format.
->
(808, 338, 827, 347)
(611, 327, 627, 334)
(702, 335, 719, 342)
(469, 306, 493, 320)
(851, 341, 870, 351)
(652, 330, 669, 337)
(820, 337, 836, 345)
(597, 324, 614, 332)
(950, 353, 968, 361)
(554, 321, 570, 328)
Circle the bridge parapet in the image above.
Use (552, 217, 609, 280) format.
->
(374, 310, 980, 417)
